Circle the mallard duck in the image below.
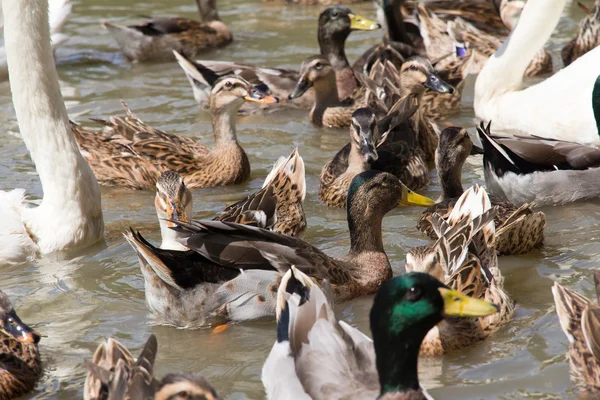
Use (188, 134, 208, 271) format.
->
(126, 171, 434, 328)
(71, 76, 277, 190)
(102, 0, 232, 62)
(175, 6, 380, 111)
(262, 267, 499, 399)
(0, 290, 42, 399)
(84, 334, 221, 400)
(552, 271, 600, 395)
(263, 0, 368, 5)
(477, 121, 600, 206)
(562, 0, 600, 66)
(125, 150, 306, 327)
(319, 101, 432, 207)
(417, 126, 546, 255)
(406, 185, 515, 355)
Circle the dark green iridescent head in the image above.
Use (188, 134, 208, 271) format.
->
(593, 74, 600, 134)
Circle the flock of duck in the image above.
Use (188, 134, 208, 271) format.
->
(1, 0, 600, 398)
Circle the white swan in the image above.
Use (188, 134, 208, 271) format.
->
(0, 0, 72, 82)
(0, 0, 103, 266)
(474, 0, 600, 144)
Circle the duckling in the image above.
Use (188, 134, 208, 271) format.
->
(102, 0, 232, 62)
(175, 6, 380, 110)
(0, 290, 42, 399)
(562, 0, 600, 66)
(553, 271, 600, 395)
(262, 267, 499, 399)
(84, 334, 221, 400)
(71, 76, 277, 190)
(417, 126, 546, 255)
(127, 171, 433, 328)
(319, 103, 431, 208)
(406, 185, 515, 355)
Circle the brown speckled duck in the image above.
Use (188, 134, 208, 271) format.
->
(102, 0, 232, 62)
(0, 290, 41, 399)
(417, 126, 546, 255)
(553, 271, 600, 395)
(72, 75, 277, 190)
(84, 334, 221, 400)
(126, 171, 433, 328)
(407, 185, 515, 355)
(562, 0, 600, 66)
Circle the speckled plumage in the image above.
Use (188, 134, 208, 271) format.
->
(562, 0, 600, 66)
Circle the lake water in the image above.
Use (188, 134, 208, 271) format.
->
(0, 0, 596, 398)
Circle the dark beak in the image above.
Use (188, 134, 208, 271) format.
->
(288, 77, 312, 100)
(360, 139, 378, 164)
(1, 310, 41, 344)
(424, 73, 454, 94)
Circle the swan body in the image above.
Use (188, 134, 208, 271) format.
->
(475, 0, 600, 144)
(0, 0, 103, 266)
(0, 0, 72, 81)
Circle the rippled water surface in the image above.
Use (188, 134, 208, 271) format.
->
(0, 0, 597, 398)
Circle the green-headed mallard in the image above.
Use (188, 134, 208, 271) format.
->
(406, 185, 515, 355)
(262, 267, 499, 399)
(175, 6, 380, 112)
(71, 76, 277, 190)
(417, 126, 546, 255)
(0, 290, 42, 399)
(84, 334, 221, 399)
(102, 0, 232, 62)
(553, 271, 600, 395)
(126, 171, 433, 328)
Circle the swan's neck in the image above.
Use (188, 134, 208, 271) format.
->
(3, 0, 103, 250)
(475, 0, 567, 99)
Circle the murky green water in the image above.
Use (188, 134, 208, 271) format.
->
(0, 0, 597, 398)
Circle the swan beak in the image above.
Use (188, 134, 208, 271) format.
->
(349, 13, 381, 31)
(398, 185, 435, 207)
(424, 72, 454, 94)
(166, 200, 188, 228)
(0, 310, 41, 344)
(439, 288, 499, 317)
(289, 76, 312, 100)
(245, 87, 279, 104)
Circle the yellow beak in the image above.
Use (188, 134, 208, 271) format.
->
(398, 185, 435, 207)
(439, 288, 499, 317)
(349, 13, 380, 31)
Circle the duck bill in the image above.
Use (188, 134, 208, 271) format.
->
(244, 88, 279, 104)
(288, 77, 312, 100)
(349, 13, 380, 31)
(0, 310, 41, 344)
(166, 200, 188, 228)
(424, 73, 455, 94)
(439, 288, 499, 317)
(360, 141, 378, 163)
(398, 185, 435, 207)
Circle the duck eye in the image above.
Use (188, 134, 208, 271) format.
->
(406, 286, 422, 302)
(225, 81, 233, 88)
(331, 11, 339, 17)
(315, 62, 323, 70)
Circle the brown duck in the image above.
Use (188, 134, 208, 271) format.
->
(72, 75, 277, 190)
(102, 0, 232, 62)
(0, 290, 42, 399)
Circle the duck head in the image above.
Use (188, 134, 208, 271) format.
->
(350, 108, 379, 164)
(210, 75, 278, 114)
(289, 55, 337, 102)
(155, 170, 193, 229)
(400, 56, 454, 95)
(0, 291, 40, 345)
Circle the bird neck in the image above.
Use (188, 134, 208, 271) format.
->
(212, 106, 238, 147)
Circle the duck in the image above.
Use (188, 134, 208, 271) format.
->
(562, 0, 600, 66)
(0, 0, 104, 266)
(406, 185, 515, 355)
(262, 267, 499, 399)
(71, 76, 277, 190)
(127, 171, 434, 328)
(0, 0, 72, 81)
(263, 0, 369, 5)
(84, 334, 221, 400)
(475, 0, 600, 144)
(0, 290, 41, 399)
(319, 101, 432, 207)
(125, 150, 306, 327)
(552, 271, 600, 395)
(417, 126, 546, 255)
(477, 121, 600, 206)
(174, 6, 380, 111)
(102, 0, 232, 62)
